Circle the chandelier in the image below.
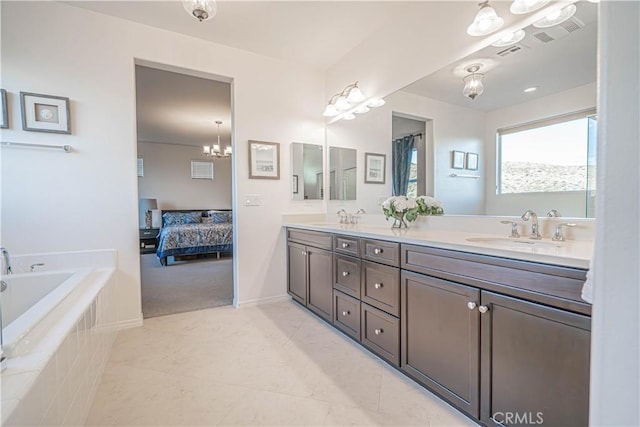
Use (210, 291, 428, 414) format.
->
(203, 121, 231, 158)
(462, 65, 485, 100)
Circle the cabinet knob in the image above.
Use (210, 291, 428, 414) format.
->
(301, 251, 307, 256)
(467, 302, 477, 310)
(374, 283, 383, 289)
(373, 248, 383, 255)
(342, 242, 350, 248)
(374, 328, 384, 335)
(478, 305, 489, 314)
(342, 310, 350, 316)
(342, 271, 350, 277)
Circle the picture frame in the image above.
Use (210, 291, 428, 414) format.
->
(452, 150, 465, 169)
(248, 140, 280, 179)
(20, 91, 71, 134)
(292, 174, 299, 194)
(466, 152, 479, 170)
(364, 152, 386, 184)
(1, 89, 8, 129)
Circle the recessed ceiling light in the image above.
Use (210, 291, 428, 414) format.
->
(524, 87, 538, 93)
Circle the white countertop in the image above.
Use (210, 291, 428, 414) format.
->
(283, 220, 593, 270)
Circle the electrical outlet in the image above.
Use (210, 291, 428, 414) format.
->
(244, 194, 262, 206)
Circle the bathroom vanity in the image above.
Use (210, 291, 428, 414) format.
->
(285, 222, 591, 427)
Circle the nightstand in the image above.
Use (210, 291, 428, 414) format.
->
(139, 228, 159, 254)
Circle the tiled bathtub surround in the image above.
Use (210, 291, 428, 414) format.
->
(1, 250, 118, 426)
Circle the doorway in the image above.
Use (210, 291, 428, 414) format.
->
(135, 63, 234, 318)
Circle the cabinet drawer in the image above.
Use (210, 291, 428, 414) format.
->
(361, 261, 400, 316)
(363, 239, 400, 267)
(333, 234, 360, 256)
(334, 254, 361, 298)
(140, 228, 159, 238)
(361, 303, 400, 366)
(334, 290, 360, 340)
(287, 228, 332, 250)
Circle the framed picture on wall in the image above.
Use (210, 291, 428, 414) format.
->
(292, 175, 299, 193)
(20, 92, 71, 134)
(452, 150, 465, 169)
(0, 89, 8, 129)
(249, 140, 280, 179)
(364, 152, 386, 184)
(466, 152, 479, 170)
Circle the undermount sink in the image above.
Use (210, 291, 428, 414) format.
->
(465, 237, 562, 248)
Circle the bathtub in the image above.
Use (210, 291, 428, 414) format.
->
(1, 267, 93, 358)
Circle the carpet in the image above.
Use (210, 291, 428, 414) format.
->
(140, 253, 233, 318)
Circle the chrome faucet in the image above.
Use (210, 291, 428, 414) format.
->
(0, 248, 12, 275)
(547, 209, 562, 218)
(521, 210, 542, 240)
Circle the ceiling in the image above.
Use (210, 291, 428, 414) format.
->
(402, 1, 598, 111)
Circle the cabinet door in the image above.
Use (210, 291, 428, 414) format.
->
(334, 254, 361, 298)
(401, 271, 480, 418)
(307, 247, 333, 322)
(287, 242, 307, 305)
(480, 291, 591, 427)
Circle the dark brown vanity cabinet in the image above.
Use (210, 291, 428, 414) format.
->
(401, 271, 481, 418)
(480, 291, 591, 427)
(287, 229, 333, 322)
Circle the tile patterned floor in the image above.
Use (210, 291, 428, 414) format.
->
(86, 301, 478, 426)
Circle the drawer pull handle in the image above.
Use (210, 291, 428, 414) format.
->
(374, 328, 384, 335)
(467, 302, 477, 310)
(342, 271, 350, 277)
(478, 305, 490, 314)
(341, 242, 350, 248)
(373, 248, 383, 255)
(374, 283, 383, 289)
(342, 310, 350, 316)
(301, 251, 307, 256)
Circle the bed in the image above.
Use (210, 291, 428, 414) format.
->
(156, 209, 233, 266)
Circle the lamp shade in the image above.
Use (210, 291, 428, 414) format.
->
(139, 198, 158, 229)
(139, 198, 158, 212)
(467, 1, 504, 36)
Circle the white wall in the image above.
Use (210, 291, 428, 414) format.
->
(484, 83, 597, 217)
(137, 142, 232, 215)
(1, 1, 325, 325)
(590, 1, 640, 425)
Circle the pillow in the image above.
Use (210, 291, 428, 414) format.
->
(162, 211, 202, 226)
(202, 217, 215, 224)
(207, 210, 233, 223)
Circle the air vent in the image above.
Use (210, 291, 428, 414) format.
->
(496, 45, 523, 57)
(530, 17, 585, 44)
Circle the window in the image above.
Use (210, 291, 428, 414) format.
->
(137, 157, 144, 177)
(191, 160, 214, 180)
(406, 148, 418, 197)
(498, 110, 596, 194)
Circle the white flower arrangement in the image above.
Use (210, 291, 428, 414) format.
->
(382, 195, 444, 225)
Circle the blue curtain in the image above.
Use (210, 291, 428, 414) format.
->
(392, 135, 416, 196)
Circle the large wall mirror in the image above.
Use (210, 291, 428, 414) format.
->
(326, 0, 597, 217)
(291, 142, 323, 200)
(329, 146, 357, 200)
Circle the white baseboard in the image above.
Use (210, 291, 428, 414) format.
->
(234, 294, 292, 308)
(115, 315, 144, 330)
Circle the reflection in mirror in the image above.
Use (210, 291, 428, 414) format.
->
(326, 0, 597, 217)
(291, 142, 323, 200)
(329, 147, 357, 200)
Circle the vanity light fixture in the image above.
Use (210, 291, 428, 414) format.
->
(509, 0, 550, 15)
(491, 29, 526, 47)
(323, 82, 385, 120)
(462, 65, 485, 100)
(466, 0, 504, 37)
(533, 4, 577, 28)
(182, 0, 217, 22)
(203, 120, 231, 158)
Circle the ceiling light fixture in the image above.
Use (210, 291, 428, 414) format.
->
(510, 0, 550, 15)
(524, 87, 538, 93)
(182, 0, 217, 22)
(533, 4, 577, 28)
(467, 1, 504, 37)
(203, 120, 231, 158)
(323, 82, 385, 121)
(462, 65, 485, 100)
(491, 29, 526, 47)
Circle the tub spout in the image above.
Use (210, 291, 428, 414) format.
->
(0, 247, 12, 275)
